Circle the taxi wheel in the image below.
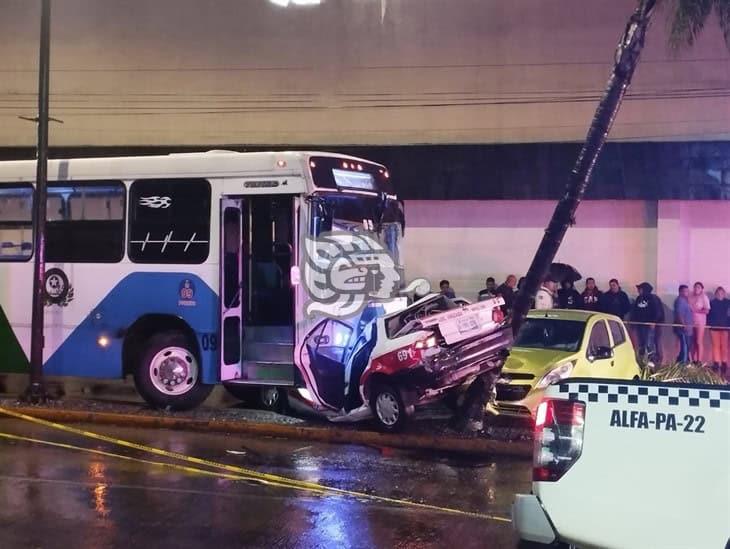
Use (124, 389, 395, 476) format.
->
(371, 383, 409, 432)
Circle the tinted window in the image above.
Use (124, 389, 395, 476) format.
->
(46, 181, 125, 263)
(0, 184, 33, 261)
(514, 318, 585, 352)
(587, 321, 611, 356)
(128, 179, 211, 264)
(608, 320, 627, 346)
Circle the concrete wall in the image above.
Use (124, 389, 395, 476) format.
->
(1, 0, 730, 146)
(402, 200, 730, 307)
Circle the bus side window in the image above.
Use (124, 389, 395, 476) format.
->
(0, 184, 34, 262)
(46, 181, 126, 263)
(128, 178, 211, 264)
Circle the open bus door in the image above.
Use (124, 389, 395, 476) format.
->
(220, 196, 297, 406)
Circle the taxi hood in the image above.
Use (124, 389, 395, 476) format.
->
(502, 347, 576, 377)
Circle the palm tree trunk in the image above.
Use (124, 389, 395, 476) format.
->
(510, 0, 657, 336)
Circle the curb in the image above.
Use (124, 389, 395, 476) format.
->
(5, 405, 532, 459)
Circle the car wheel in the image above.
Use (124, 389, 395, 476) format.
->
(134, 332, 212, 411)
(225, 385, 288, 413)
(258, 386, 288, 413)
(443, 391, 464, 412)
(370, 383, 408, 432)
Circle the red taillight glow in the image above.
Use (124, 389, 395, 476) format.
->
(533, 398, 585, 482)
(415, 336, 437, 350)
(492, 308, 505, 323)
(375, 335, 439, 372)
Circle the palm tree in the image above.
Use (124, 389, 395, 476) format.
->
(510, 0, 730, 336)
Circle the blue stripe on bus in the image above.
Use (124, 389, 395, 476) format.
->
(44, 272, 220, 384)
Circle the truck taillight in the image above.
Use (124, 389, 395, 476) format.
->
(533, 398, 585, 482)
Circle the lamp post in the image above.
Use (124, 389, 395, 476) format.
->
(25, 0, 51, 404)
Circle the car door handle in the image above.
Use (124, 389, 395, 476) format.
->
(611, 361, 615, 366)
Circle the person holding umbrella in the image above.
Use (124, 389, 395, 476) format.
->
(558, 279, 582, 309)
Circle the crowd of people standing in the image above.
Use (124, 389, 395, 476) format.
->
(438, 275, 730, 378)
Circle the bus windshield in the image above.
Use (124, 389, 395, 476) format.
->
(312, 193, 404, 270)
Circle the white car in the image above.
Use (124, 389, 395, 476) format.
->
(512, 378, 729, 549)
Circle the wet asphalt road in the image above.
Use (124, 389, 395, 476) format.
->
(0, 417, 530, 549)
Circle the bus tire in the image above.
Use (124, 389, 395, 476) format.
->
(134, 332, 213, 411)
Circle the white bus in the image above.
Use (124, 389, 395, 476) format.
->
(0, 150, 405, 411)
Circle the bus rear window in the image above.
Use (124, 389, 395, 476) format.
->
(128, 178, 211, 264)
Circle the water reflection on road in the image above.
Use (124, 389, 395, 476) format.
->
(0, 418, 530, 548)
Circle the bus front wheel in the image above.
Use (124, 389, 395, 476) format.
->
(134, 332, 213, 411)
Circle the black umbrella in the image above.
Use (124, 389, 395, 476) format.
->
(548, 262, 582, 284)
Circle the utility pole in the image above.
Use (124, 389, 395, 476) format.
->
(26, 0, 51, 404)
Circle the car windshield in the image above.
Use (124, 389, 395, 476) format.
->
(514, 318, 584, 352)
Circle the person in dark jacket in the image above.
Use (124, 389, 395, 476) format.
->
(708, 287, 730, 376)
(495, 274, 517, 312)
(631, 282, 664, 364)
(478, 277, 497, 301)
(439, 279, 456, 299)
(557, 280, 582, 309)
(674, 285, 694, 364)
(581, 277, 602, 311)
(599, 278, 631, 319)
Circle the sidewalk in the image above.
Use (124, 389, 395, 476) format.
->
(0, 374, 532, 459)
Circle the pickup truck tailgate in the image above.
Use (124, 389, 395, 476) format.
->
(535, 379, 729, 549)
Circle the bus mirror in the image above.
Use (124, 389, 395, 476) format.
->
(290, 265, 301, 286)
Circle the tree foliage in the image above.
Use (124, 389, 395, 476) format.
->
(664, 0, 730, 50)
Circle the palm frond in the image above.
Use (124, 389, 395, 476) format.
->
(666, 0, 714, 50)
(651, 362, 727, 384)
(716, 0, 730, 49)
(662, 0, 730, 51)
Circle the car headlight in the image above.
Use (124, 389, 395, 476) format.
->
(536, 361, 576, 390)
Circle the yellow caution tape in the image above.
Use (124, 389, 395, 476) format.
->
(0, 406, 511, 523)
(0, 431, 305, 491)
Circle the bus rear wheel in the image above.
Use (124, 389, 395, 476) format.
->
(134, 332, 213, 411)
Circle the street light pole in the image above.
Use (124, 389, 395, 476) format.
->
(26, 0, 51, 404)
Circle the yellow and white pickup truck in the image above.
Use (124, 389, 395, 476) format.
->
(512, 378, 730, 549)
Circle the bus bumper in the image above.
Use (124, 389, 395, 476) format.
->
(511, 494, 557, 545)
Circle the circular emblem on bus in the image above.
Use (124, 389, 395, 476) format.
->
(44, 268, 74, 307)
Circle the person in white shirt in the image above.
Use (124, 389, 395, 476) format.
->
(534, 277, 557, 310)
